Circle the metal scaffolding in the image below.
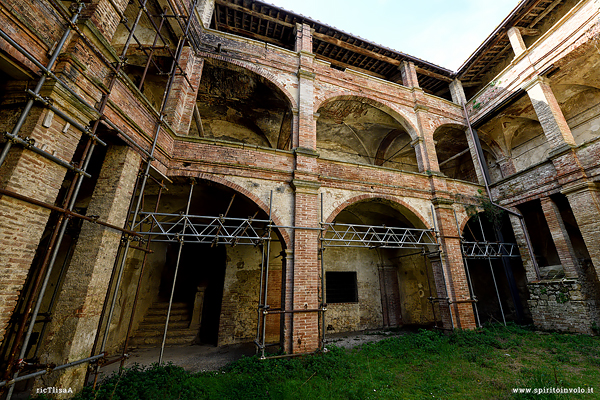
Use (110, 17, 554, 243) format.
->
(0, 0, 204, 396)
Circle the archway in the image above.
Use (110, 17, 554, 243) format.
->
(461, 212, 531, 325)
(322, 198, 439, 335)
(108, 177, 287, 353)
(193, 58, 293, 150)
(316, 97, 419, 171)
(433, 124, 478, 183)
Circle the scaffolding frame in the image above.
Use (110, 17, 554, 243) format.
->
(0, 0, 204, 396)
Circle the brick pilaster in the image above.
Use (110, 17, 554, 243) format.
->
(0, 82, 91, 346)
(432, 198, 476, 330)
(412, 105, 440, 173)
(295, 23, 315, 150)
(290, 175, 320, 353)
(35, 145, 141, 392)
(163, 47, 203, 136)
(540, 196, 580, 278)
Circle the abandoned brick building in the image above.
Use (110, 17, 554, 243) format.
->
(1, 0, 600, 395)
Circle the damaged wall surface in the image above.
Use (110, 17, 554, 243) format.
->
(0, 0, 600, 396)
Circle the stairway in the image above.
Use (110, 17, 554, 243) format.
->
(129, 301, 198, 348)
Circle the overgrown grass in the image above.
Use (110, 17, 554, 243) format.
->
(50, 324, 600, 399)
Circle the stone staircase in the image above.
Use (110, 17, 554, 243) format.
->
(129, 301, 198, 348)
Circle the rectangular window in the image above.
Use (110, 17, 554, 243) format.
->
(326, 271, 358, 303)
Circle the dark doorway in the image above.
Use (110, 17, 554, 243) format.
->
(160, 243, 227, 345)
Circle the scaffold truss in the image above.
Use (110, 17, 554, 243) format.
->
(132, 211, 272, 245)
(321, 222, 438, 250)
(461, 241, 521, 259)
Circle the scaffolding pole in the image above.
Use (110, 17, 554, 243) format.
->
(159, 181, 194, 364)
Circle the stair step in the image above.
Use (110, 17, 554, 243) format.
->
(150, 302, 188, 310)
(146, 308, 190, 317)
(138, 321, 191, 331)
(135, 326, 197, 338)
(143, 313, 190, 323)
(129, 333, 197, 348)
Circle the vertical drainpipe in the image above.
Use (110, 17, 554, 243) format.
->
(462, 103, 540, 281)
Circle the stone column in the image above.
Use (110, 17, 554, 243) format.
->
(523, 77, 576, 150)
(449, 79, 467, 106)
(35, 145, 141, 393)
(432, 198, 476, 330)
(507, 27, 527, 57)
(562, 182, 600, 277)
(540, 196, 580, 278)
(163, 47, 203, 136)
(400, 61, 419, 88)
(0, 82, 92, 346)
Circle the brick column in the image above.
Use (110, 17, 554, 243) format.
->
(562, 182, 600, 277)
(35, 145, 141, 392)
(400, 61, 419, 88)
(508, 214, 539, 282)
(432, 199, 476, 329)
(196, 0, 216, 28)
(0, 82, 91, 346)
(524, 77, 576, 150)
(81, 0, 130, 43)
(540, 197, 580, 278)
(449, 79, 466, 106)
(163, 47, 203, 136)
(507, 27, 527, 57)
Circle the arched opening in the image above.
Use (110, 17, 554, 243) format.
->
(316, 98, 418, 171)
(106, 177, 286, 353)
(433, 125, 477, 183)
(193, 58, 293, 149)
(461, 212, 531, 325)
(323, 198, 439, 335)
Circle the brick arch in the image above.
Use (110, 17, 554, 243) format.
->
(314, 92, 419, 140)
(325, 193, 431, 230)
(199, 52, 298, 110)
(169, 171, 291, 248)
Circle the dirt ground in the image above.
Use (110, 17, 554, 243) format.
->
(92, 329, 408, 382)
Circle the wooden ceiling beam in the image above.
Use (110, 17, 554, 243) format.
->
(215, 0, 295, 29)
(313, 33, 453, 82)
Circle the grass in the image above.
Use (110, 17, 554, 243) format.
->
(41, 324, 600, 399)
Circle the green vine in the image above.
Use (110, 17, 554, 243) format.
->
(464, 189, 505, 231)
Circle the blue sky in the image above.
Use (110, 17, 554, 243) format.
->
(264, 0, 521, 71)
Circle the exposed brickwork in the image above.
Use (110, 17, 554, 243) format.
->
(35, 145, 140, 392)
(540, 196, 580, 278)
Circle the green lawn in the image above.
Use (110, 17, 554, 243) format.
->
(63, 325, 600, 399)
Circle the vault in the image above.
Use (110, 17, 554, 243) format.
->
(316, 99, 418, 171)
(194, 58, 292, 149)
